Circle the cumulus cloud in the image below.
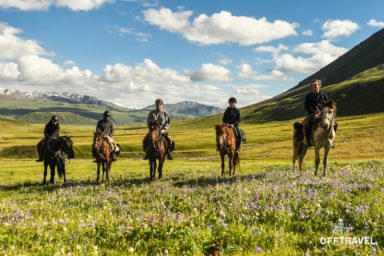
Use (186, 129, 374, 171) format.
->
(186, 63, 232, 81)
(143, 8, 298, 45)
(322, 19, 359, 40)
(107, 25, 151, 42)
(273, 40, 348, 73)
(238, 63, 291, 81)
(367, 19, 384, 28)
(253, 44, 288, 54)
(302, 29, 313, 36)
(0, 0, 112, 11)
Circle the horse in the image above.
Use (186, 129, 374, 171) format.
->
(293, 101, 337, 176)
(42, 136, 75, 184)
(93, 132, 112, 183)
(146, 121, 168, 181)
(215, 124, 240, 176)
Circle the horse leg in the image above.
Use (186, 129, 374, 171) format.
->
(105, 161, 110, 184)
(220, 153, 225, 177)
(43, 161, 48, 185)
(96, 162, 101, 183)
(62, 161, 66, 183)
(149, 159, 155, 181)
(102, 161, 106, 182)
(228, 154, 233, 176)
(158, 156, 165, 180)
(323, 145, 331, 177)
(49, 160, 55, 184)
(314, 147, 320, 176)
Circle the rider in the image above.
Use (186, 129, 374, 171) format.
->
(143, 98, 174, 160)
(222, 97, 242, 153)
(95, 111, 118, 161)
(303, 79, 331, 146)
(36, 115, 60, 162)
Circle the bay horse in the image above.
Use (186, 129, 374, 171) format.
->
(293, 101, 337, 176)
(215, 124, 240, 176)
(146, 121, 168, 181)
(93, 133, 112, 183)
(42, 136, 75, 184)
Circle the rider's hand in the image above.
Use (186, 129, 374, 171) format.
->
(160, 129, 166, 134)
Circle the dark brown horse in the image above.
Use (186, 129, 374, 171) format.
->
(42, 136, 75, 185)
(215, 124, 240, 176)
(147, 122, 168, 180)
(93, 133, 112, 183)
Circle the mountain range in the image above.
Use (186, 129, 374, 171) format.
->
(0, 89, 224, 124)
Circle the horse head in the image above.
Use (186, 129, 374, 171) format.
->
(149, 121, 161, 141)
(321, 100, 337, 130)
(215, 124, 234, 148)
(60, 136, 75, 159)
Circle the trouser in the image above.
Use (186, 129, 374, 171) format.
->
(303, 114, 314, 145)
(233, 125, 242, 151)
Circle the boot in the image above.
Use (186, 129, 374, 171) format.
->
(143, 150, 149, 160)
(167, 150, 173, 160)
(111, 152, 117, 162)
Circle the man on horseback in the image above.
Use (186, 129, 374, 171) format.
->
(303, 79, 331, 146)
(95, 111, 118, 161)
(36, 115, 60, 162)
(222, 97, 242, 153)
(143, 98, 174, 160)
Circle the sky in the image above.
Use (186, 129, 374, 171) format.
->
(0, 0, 383, 108)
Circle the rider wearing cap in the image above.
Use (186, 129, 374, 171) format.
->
(95, 111, 118, 161)
(222, 97, 242, 153)
(36, 115, 60, 162)
(143, 98, 174, 160)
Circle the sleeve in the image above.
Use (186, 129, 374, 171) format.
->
(96, 121, 102, 134)
(322, 92, 331, 105)
(234, 109, 241, 126)
(304, 94, 312, 114)
(44, 123, 49, 137)
(163, 112, 171, 131)
(147, 111, 153, 129)
(109, 121, 115, 137)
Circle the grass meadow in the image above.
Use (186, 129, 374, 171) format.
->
(0, 113, 383, 255)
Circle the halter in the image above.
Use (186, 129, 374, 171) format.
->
(94, 134, 110, 160)
(319, 107, 336, 136)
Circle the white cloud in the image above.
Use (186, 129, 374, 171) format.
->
(238, 63, 291, 81)
(322, 19, 359, 40)
(187, 63, 232, 81)
(273, 40, 348, 73)
(0, 0, 112, 11)
(143, 8, 298, 45)
(253, 44, 288, 54)
(367, 19, 384, 28)
(107, 25, 151, 42)
(0, 23, 53, 61)
(218, 57, 232, 66)
(302, 29, 313, 36)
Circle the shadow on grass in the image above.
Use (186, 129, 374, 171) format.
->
(173, 173, 266, 187)
(0, 177, 153, 192)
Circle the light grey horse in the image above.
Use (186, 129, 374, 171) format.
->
(293, 102, 337, 176)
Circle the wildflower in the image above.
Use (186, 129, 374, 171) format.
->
(128, 247, 134, 253)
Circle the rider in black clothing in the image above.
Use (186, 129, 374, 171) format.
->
(36, 115, 60, 162)
(222, 97, 242, 153)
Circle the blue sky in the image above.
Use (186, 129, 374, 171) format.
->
(0, 0, 383, 108)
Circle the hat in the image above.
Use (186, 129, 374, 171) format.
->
(51, 115, 59, 121)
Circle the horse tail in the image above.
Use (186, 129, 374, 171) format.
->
(234, 151, 240, 168)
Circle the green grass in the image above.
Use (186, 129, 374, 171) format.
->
(0, 113, 383, 255)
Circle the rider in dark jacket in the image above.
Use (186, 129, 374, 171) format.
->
(95, 111, 118, 161)
(36, 115, 60, 162)
(222, 97, 242, 153)
(304, 79, 331, 146)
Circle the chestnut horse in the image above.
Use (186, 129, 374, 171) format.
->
(215, 124, 240, 176)
(42, 136, 75, 185)
(93, 133, 112, 183)
(147, 122, 168, 180)
(293, 101, 337, 176)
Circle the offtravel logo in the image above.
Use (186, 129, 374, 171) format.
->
(320, 236, 377, 245)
